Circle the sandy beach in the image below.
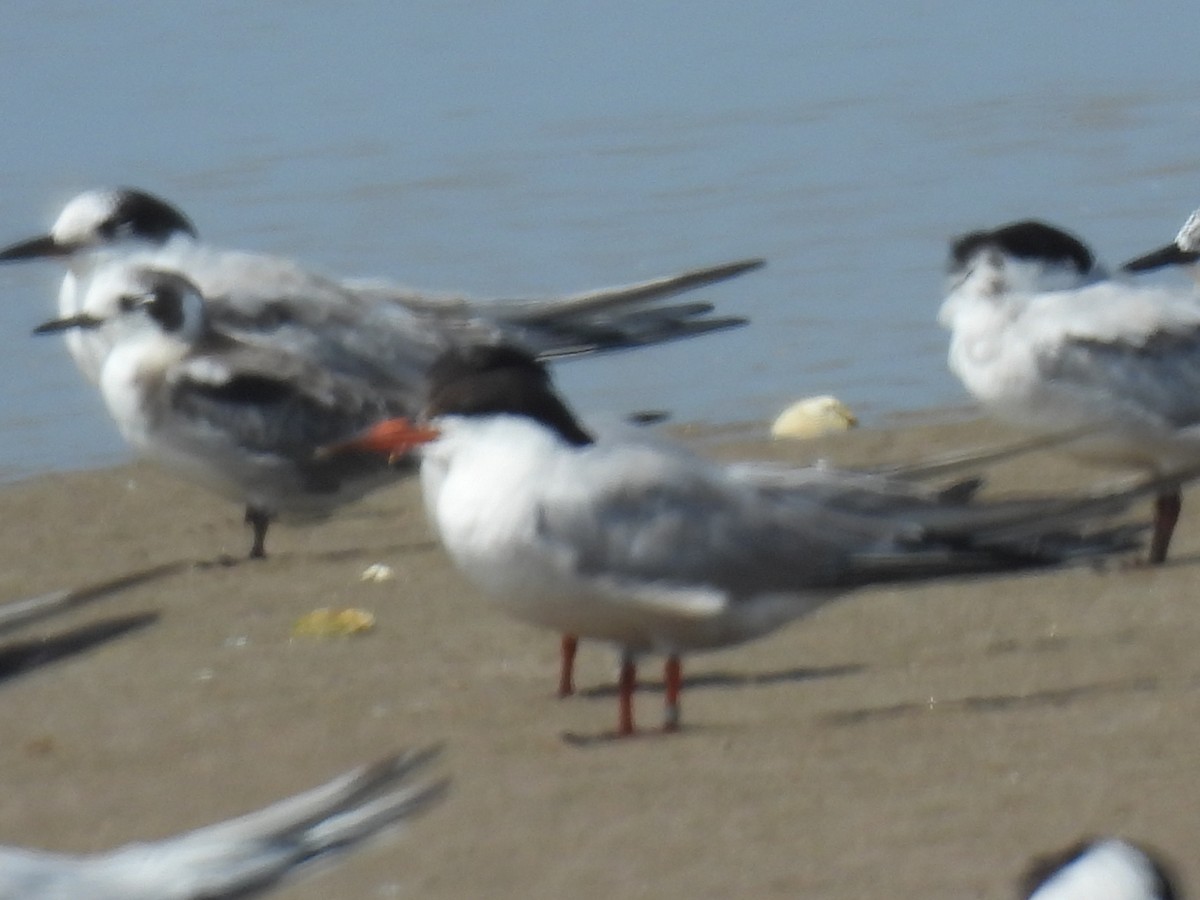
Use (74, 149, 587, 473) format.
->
(0, 415, 1196, 898)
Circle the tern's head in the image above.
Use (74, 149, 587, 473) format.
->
(33, 266, 208, 345)
(0, 188, 197, 263)
(1122, 208, 1200, 274)
(319, 344, 595, 463)
(424, 344, 594, 446)
(947, 220, 1097, 297)
(1021, 838, 1178, 900)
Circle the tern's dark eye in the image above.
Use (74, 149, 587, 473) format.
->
(117, 294, 139, 313)
(97, 219, 120, 239)
(146, 288, 185, 331)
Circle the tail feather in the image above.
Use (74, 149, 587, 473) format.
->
(354, 258, 764, 323)
(369, 258, 759, 360)
(947, 461, 1200, 546)
(868, 463, 1200, 578)
(472, 257, 764, 323)
(529, 307, 749, 359)
(855, 522, 1145, 580)
(846, 462, 1200, 581)
(299, 774, 450, 860)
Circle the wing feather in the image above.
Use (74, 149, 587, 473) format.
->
(1039, 326, 1200, 429)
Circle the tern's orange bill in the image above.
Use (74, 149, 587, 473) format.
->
(319, 418, 442, 462)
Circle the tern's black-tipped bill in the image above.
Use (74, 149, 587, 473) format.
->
(33, 313, 105, 335)
(0, 234, 66, 262)
(1120, 242, 1200, 273)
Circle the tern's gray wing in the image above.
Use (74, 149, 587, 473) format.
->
(172, 339, 401, 449)
(0, 748, 445, 900)
(207, 289, 447, 390)
(337, 259, 761, 360)
(1039, 326, 1200, 430)
(552, 464, 865, 594)
(135, 246, 755, 370)
(434, 257, 762, 358)
(487, 301, 748, 359)
(210, 254, 755, 363)
(347, 258, 763, 322)
(727, 461, 985, 506)
(532, 454, 924, 600)
(127, 244, 448, 388)
(537, 448, 1146, 606)
(162, 336, 412, 497)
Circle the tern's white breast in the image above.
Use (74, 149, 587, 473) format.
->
(942, 288, 1045, 417)
(425, 419, 578, 606)
(58, 268, 110, 384)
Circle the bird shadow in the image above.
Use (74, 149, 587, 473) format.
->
(0, 538, 435, 636)
(0, 611, 160, 684)
(821, 675, 1160, 727)
(0, 561, 188, 637)
(195, 539, 440, 569)
(560, 723, 703, 747)
(578, 662, 866, 699)
(280, 539, 441, 565)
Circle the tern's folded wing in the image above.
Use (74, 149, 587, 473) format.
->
(1038, 323, 1200, 430)
(534, 447, 1148, 601)
(166, 340, 403, 461)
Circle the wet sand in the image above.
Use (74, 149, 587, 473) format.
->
(0, 415, 1196, 898)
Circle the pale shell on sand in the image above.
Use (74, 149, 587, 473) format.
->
(770, 395, 858, 440)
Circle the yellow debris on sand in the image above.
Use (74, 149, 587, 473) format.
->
(292, 607, 376, 638)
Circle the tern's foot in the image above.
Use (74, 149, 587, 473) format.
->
(1118, 554, 1167, 572)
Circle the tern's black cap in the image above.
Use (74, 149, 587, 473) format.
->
(425, 344, 593, 446)
(950, 220, 1095, 275)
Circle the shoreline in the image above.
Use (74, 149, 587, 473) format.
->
(0, 415, 1197, 898)
(0, 399, 985, 489)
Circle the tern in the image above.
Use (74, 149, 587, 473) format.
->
(14, 188, 760, 560)
(33, 265, 421, 559)
(324, 344, 1172, 737)
(0, 746, 445, 900)
(1021, 837, 1179, 900)
(940, 219, 1200, 563)
(0, 187, 760, 384)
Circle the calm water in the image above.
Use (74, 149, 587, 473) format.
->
(2, 1, 1199, 481)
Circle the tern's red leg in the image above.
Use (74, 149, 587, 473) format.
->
(558, 634, 578, 697)
(663, 655, 683, 732)
(617, 653, 637, 736)
(244, 506, 271, 560)
(1150, 490, 1182, 565)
